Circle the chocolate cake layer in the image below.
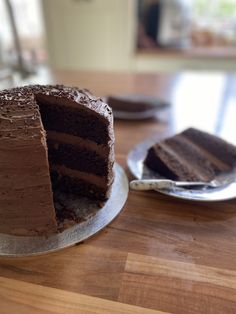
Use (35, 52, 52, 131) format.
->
(47, 140, 108, 176)
(37, 96, 109, 145)
(145, 146, 179, 180)
(183, 128, 236, 165)
(144, 128, 236, 182)
(47, 131, 111, 157)
(163, 136, 224, 177)
(50, 164, 110, 188)
(50, 171, 108, 201)
(46, 131, 115, 195)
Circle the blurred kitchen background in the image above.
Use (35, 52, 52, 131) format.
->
(0, 0, 236, 142)
(1, 0, 236, 79)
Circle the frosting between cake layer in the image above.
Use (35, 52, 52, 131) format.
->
(179, 134, 230, 171)
(50, 164, 112, 188)
(46, 130, 112, 157)
(153, 142, 212, 181)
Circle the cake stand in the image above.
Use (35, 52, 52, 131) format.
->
(0, 163, 128, 257)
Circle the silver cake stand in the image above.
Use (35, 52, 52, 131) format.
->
(0, 163, 128, 257)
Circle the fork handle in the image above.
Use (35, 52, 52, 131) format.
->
(130, 179, 174, 191)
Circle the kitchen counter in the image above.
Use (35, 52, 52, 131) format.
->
(0, 69, 236, 313)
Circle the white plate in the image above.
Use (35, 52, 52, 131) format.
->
(0, 163, 128, 257)
(127, 139, 236, 202)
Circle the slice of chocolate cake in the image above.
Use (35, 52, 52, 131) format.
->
(144, 128, 236, 182)
(0, 85, 114, 236)
(107, 95, 167, 113)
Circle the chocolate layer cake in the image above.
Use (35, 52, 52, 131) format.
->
(0, 85, 114, 236)
(144, 128, 236, 182)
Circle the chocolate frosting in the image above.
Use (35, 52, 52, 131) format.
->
(0, 84, 115, 236)
(1, 84, 112, 118)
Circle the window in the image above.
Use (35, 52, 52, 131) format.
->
(0, 0, 47, 69)
(192, 0, 236, 47)
(137, 0, 236, 50)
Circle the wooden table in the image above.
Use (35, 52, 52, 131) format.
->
(1, 70, 236, 314)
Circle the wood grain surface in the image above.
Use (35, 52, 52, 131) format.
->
(0, 276, 164, 314)
(0, 70, 236, 313)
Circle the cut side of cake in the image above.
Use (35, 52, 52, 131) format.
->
(0, 85, 114, 236)
(144, 128, 236, 182)
(35, 87, 114, 201)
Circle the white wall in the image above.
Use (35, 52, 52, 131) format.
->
(42, 0, 136, 71)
